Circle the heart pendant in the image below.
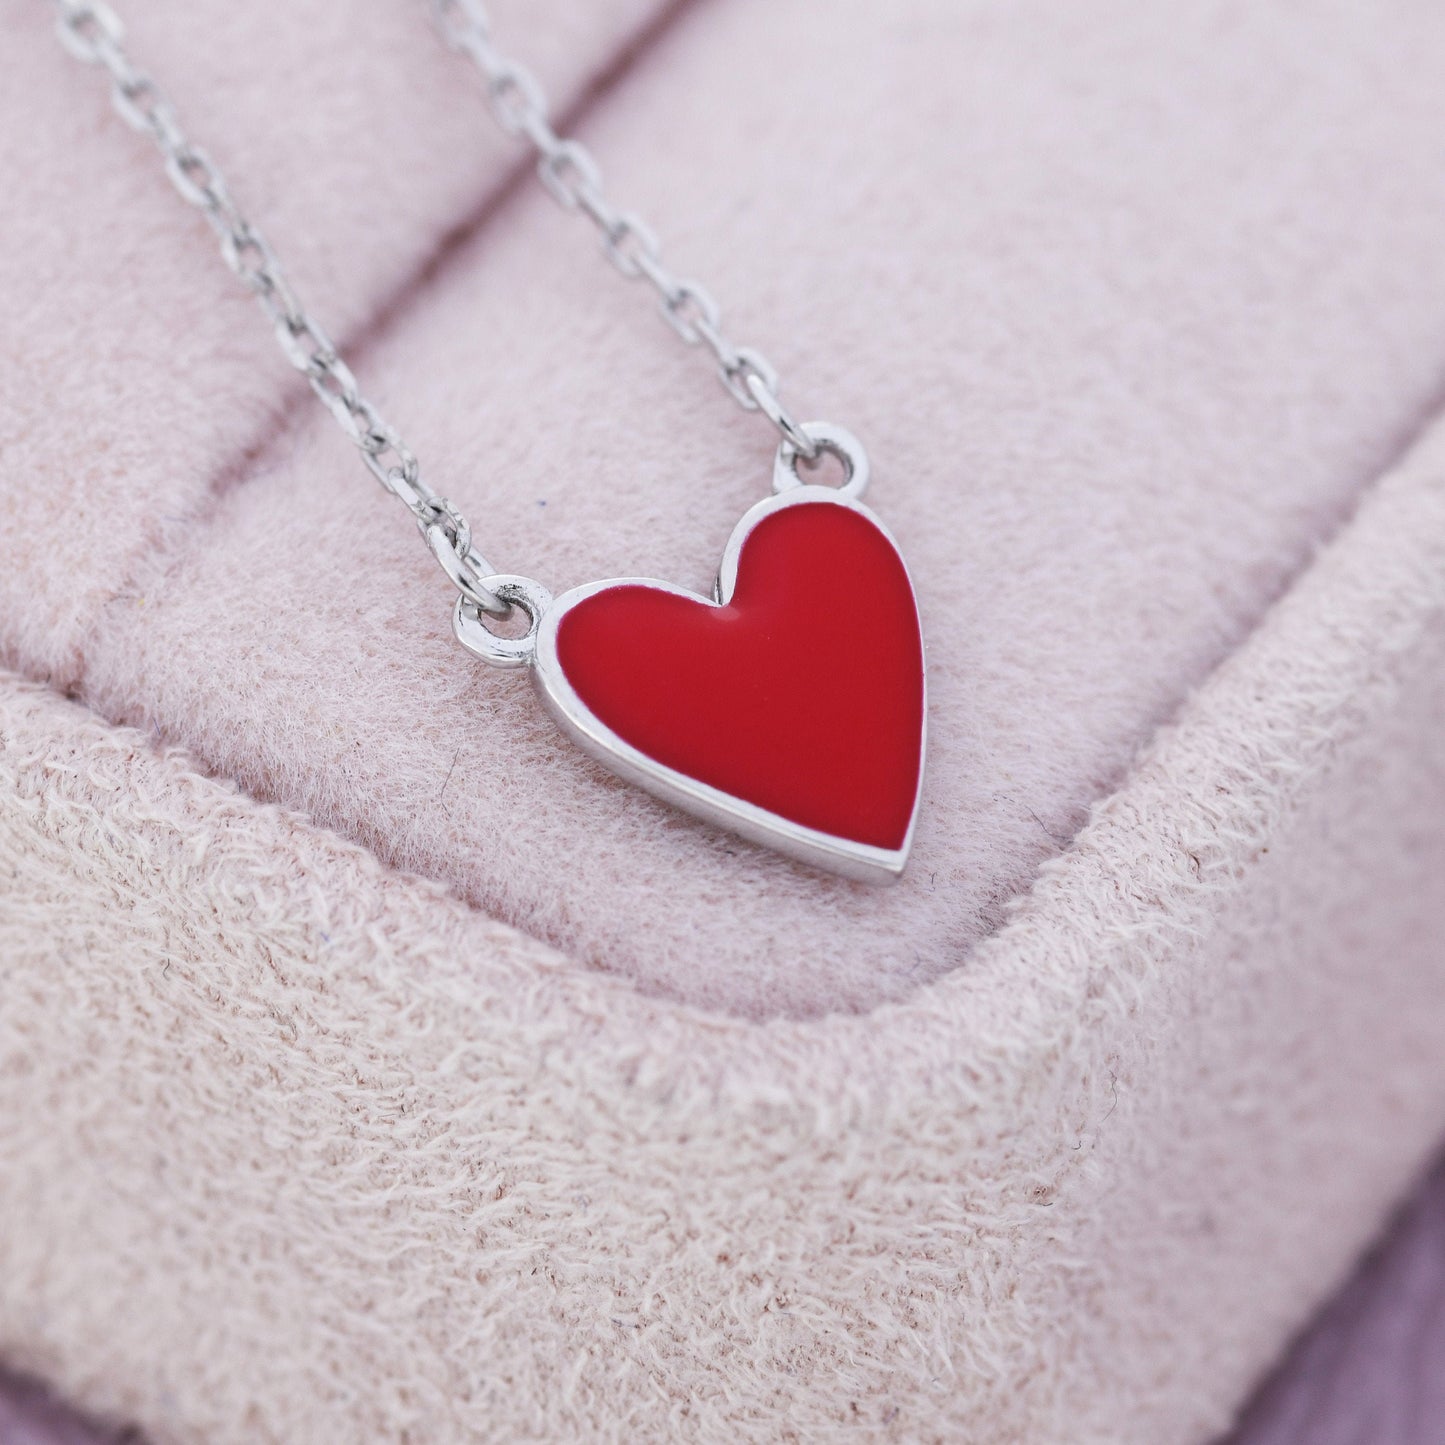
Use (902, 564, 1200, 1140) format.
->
(454, 427, 926, 883)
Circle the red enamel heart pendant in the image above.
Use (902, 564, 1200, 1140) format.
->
(454, 428, 926, 883)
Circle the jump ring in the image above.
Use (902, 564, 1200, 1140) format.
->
(453, 575, 554, 669)
(771, 421, 871, 500)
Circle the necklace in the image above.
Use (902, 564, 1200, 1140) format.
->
(53, 0, 927, 884)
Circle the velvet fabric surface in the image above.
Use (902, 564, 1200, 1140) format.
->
(5, 0, 1445, 1440)
(8, 1152, 1445, 1442)
(4, 415, 1445, 1439)
(1224, 1151, 1445, 1445)
(0, 0, 671, 681)
(5, 0, 1445, 1014)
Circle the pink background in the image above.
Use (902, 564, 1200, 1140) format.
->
(6, 1151, 1444, 1442)
(5, 0, 1445, 1435)
(8, 0, 1445, 1018)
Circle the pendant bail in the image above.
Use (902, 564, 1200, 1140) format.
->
(453, 575, 553, 669)
(772, 422, 870, 500)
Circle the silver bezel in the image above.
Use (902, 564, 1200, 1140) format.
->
(530, 486, 926, 884)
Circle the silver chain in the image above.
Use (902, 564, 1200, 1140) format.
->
(432, 0, 821, 462)
(51, 0, 514, 616)
(49, 0, 827, 628)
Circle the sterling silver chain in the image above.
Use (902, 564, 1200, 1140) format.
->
(431, 0, 819, 462)
(51, 0, 822, 623)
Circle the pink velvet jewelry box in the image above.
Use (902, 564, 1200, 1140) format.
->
(4, 0, 1445, 1440)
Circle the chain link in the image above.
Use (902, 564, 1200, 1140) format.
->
(51, 0, 514, 617)
(432, 0, 820, 460)
(49, 0, 827, 628)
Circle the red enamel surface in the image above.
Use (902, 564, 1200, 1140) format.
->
(555, 499, 924, 850)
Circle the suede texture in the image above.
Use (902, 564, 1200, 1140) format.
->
(0, 0, 670, 681)
(5, 1, 1445, 1437)
(1224, 1155, 1445, 1445)
(3, 409, 1445, 1443)
(37, 0, 1445, 1014)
